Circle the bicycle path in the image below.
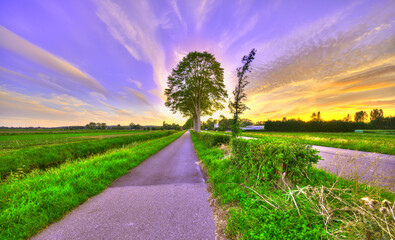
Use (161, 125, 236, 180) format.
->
(32, 131, 215, 240)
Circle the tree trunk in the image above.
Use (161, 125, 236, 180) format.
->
(196, 112, 201, 132)
(193, 116, 198, 132)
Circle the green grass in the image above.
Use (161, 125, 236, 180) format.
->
(0, 130, 148, 149)
(231, 131, 394, 155)
(0, 131, 185, 240)
(0, 131, 175, 179)
(191, 132, 394, 239)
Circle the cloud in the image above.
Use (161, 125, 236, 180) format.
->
(89, 91, 107, 101)
(97, 99, 133, 116)
(0, 67, 70, 93)
(195, 0, 216, 31)
(125, 87, 152, 106)
(128, 78, 142, 89)
(95, 0, 168, 94)
(0, 25, 106, 93)
(170, 0, 187, 30)
(0, 87, 170, 127)
(240, 1, 395, 121)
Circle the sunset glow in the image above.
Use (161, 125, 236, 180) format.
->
(1, 0, 394, 127)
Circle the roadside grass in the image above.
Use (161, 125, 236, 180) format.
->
(0, 131, 174, 179)
(0, 131, 185, 240)
(191, 132, 394, 239)
(224, 131, 394, 155)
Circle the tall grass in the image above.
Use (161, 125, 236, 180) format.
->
(0, 131, 184, 240)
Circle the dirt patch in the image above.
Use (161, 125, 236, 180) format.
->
(196, 160, 230, 240)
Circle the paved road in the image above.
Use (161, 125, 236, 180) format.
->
(315, 145, 395, 190)
(33, 131, 215, 240)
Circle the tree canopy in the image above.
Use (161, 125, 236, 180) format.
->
(165, 51, 227, 131)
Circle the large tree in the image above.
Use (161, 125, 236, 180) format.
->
(165, 51, 227, 132)
(354, 110, 368, 122)
(229, 48, 256, 137)
(370, 108, 383, 121)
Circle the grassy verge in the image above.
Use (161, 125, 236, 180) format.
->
(0, 131, 174, 178)
(0, 131, 184, 239)
(191, 132, 394, 239)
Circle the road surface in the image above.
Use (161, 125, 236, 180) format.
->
(33, 131, 215, 240)
(315, 145, 395, 190)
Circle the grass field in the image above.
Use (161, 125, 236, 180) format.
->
(192, 132, 395, 239)
(0, 131, 184, 239)
(0, 130, 148, 149)
(0, 131, 174, 179)
(217, 131, 394, 155)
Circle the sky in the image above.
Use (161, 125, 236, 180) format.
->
(0, 0, 394, 127)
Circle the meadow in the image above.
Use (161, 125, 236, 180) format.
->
(192, 132, 394, 239)
(230, 131, 394, 155)
(0, 131, 184, 239)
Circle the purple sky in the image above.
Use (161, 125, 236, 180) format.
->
(1, 0, 394, 127)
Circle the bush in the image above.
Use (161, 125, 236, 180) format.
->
(193, 131, 231, 147)
(0, 131, 175, 179)
(231, 138, 321, 185)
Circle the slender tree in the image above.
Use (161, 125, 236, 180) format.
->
(229, 48, 257, 137)
(165, 51, 227, 132)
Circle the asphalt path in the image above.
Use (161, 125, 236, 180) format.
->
(314, 145, 395, 190)
(32, 131, 215, 240)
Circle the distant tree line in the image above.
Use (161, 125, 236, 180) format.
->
(185, 109, 394, 132)
(162, 121, 181, 130)
(264, 109, 394, 132)
(184, 116, 254, 131)
(84, 121, 181, 131)
(85, 122, 107, 129)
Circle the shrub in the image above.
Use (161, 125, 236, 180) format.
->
(193, 131, 231, 147)
(231, 138, 321, 185)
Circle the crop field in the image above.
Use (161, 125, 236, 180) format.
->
(230, 131, 394, 155)
(0, 130, 148, 149)
(0, 131, 184, 239)
(191, 132, 394, 239)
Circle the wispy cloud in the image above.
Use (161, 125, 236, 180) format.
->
(0, 87, 167, 127)
(95, 0, 168, 95)
(97, 99, 133, 116)
(0, 25, 106, 93)
(125, 87, 152, 107)
(128, 78, 143, 89)
(0, 67, 70, 93)
(243, 1, 395, 121)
